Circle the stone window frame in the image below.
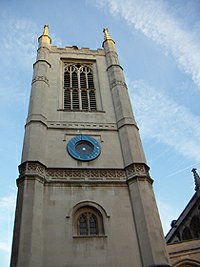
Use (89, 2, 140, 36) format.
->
(75, 206, 103, 236)
(63, 63, 97, 111)
(70, 201, 109, 238)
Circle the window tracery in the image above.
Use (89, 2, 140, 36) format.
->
(64, 63, 97, 111)
(74, 206, 104, 236)
(182, 226, 192, 241)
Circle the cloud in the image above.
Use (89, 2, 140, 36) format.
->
(0, 12, 39, 68)
(0, 194, 16, 222)
(0, 11, 63, 69)
(130, 80, 200, 162)
(157, 199, 179, 234)
(0, 193, 16, 260)
(94, 0, 200, 88)
(0, 242, 11, 253)
(0, 195, 16, 210)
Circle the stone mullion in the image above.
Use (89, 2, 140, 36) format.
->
(78, 69, 82, 110)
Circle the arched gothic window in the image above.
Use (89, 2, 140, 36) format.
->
(74, 206, 104, 236)
(182, 226, 192, 241)
(64, 63, 97, 111)
(190, 215, 200, 238)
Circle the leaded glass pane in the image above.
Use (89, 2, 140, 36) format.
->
(79, 215, 88, 235)
(89, 214, 98, 235)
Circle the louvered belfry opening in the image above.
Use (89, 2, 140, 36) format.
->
(64, 63, 97, 111)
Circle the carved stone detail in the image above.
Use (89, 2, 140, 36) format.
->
(19, 161, 127, 181)
(19, 161, 46, 178)
(110, 80, 127, 89)
(125, 163, 150, 180)
(19, 162, 152, 183)
(32, 75, 49, 85)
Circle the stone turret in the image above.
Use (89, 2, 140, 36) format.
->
(103, 27, 146, 166)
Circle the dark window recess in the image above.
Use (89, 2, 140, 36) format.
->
(182, 227, 192, 241)
(64, 72, 70, 88)
(64, 89, 71, 110)
(72, 90, 79, 110)
(72, 72, 78, 88)
(80, 72, 87, 88)
(63, 64, 97, 111)
(81, 90, 88, 110)
(89, 90, 97, 110)
(190, 215, 200, 238)
(88, 72, 94, 89)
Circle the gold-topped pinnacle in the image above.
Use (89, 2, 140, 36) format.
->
(103, 28, 112, 40)
(102, 27, 115, 48)
(38, 24, 52, 46)
(43, 24, 49, 36)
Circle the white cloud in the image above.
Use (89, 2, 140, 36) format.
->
(157, 199, 179, 234)
(0, 193, 16, 261)
(0, 242, 11, 253)
(130, 80, 200, 162)
(0, 12, 63, 69)
(0, 195, 16, 210)
(94, 0, 200, 88)
(0, 194, 16, 224)
(0, 12, 39, 68)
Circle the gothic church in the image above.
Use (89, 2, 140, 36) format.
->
(10, 25, 173, 267)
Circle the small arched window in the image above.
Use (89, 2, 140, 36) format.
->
(182, 226, 192, 241)
(75, 206, 104, 236)
(190, 215, 200, 238)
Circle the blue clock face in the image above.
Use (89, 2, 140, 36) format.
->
(67, 135, 101, 161)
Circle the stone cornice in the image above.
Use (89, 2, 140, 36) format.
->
(17, 161, 152, 185)
(125, 163, 153, 184)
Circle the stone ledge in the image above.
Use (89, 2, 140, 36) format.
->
(18, 161, 152, 183)
(73, 235, 107, 239)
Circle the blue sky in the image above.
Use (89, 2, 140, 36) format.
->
(1, 0, 200, 266)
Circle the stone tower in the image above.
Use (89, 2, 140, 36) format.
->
(10, 26, 171, 267)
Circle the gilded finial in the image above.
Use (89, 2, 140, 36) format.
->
(191, 168, 200, 191)
(102, 27, 115, 48)
(38, 24, 52, 45)
(43, 24, 49, 36)
(103, 28, 111, 40)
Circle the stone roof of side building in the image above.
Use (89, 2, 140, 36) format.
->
(166, 169, 200, 244)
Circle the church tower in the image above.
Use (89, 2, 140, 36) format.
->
(10, 26, 171, 267)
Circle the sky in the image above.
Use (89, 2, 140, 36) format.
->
(0, 0, 200, 266)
